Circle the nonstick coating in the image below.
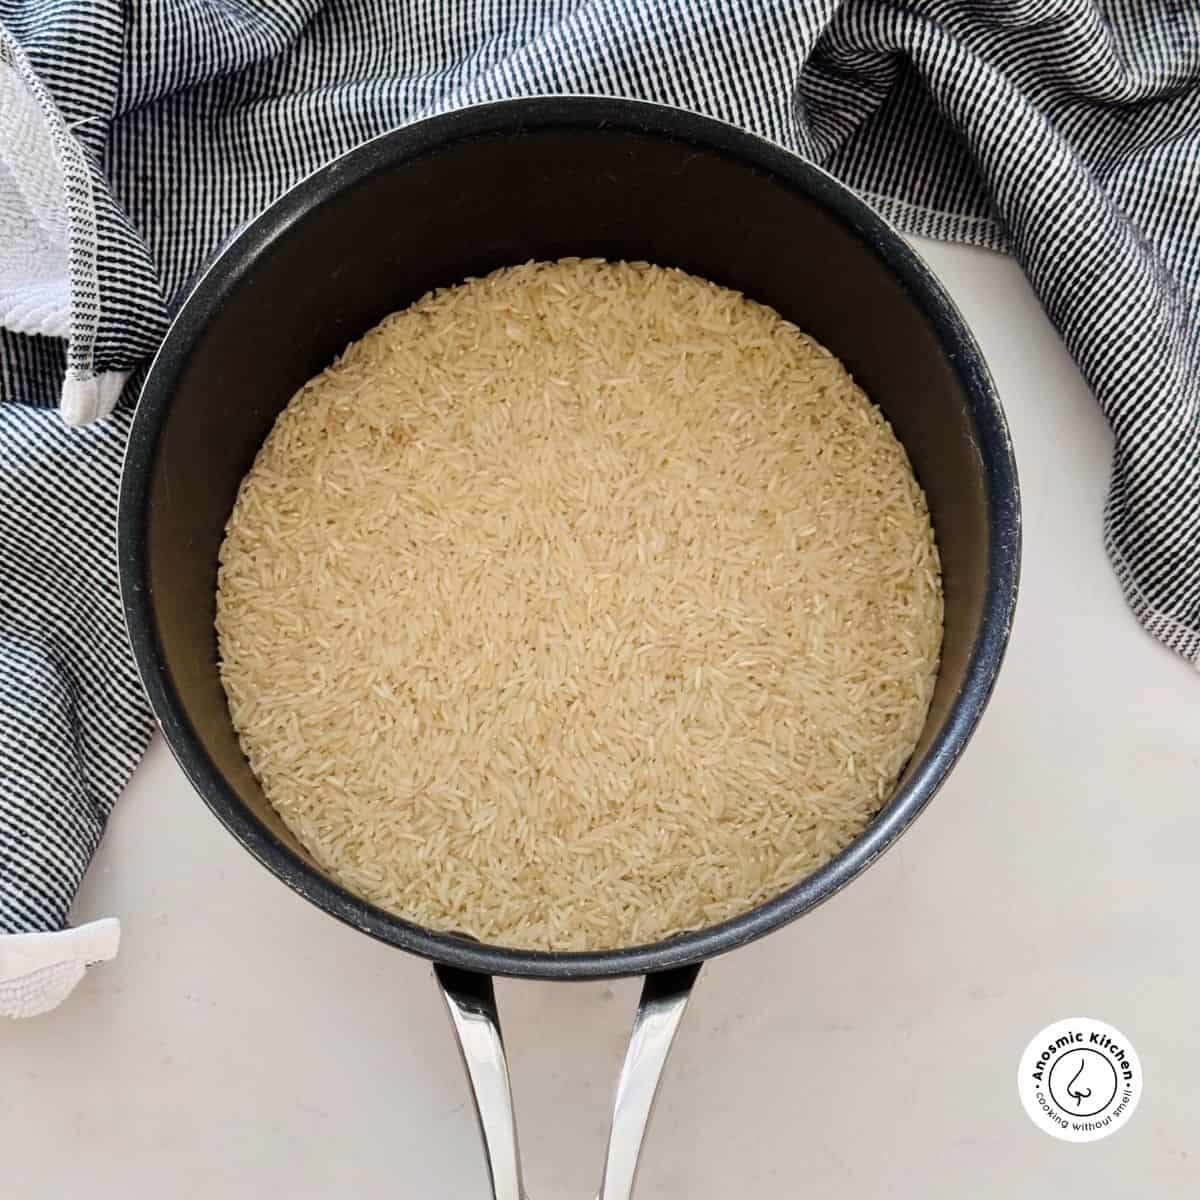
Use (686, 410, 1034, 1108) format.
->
(119, 97, 1019, 980)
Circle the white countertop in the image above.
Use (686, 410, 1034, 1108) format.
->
(3, 238, 1199, 1199)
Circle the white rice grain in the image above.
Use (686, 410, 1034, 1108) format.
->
(216, 259, 942, 951)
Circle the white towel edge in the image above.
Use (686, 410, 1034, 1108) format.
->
(60, 368, 128, 425)
(0, 918, 121, 1018)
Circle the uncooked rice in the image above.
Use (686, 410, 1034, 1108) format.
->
(216, 259, 943, 951)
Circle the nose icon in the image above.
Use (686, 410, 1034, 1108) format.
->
(1067, 1058, 1092, 1108)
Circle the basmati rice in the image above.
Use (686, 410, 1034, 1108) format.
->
(216, 259, 942, 951)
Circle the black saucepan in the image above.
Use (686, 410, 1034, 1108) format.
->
(118, 98, 1019, 1197)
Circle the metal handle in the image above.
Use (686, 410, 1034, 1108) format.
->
(436, 966, 527, 1200)
(597, 965, 701, 1200)
(435, 962, 701, 1200)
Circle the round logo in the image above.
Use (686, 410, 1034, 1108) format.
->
(1018, 1018, 1141, 1142)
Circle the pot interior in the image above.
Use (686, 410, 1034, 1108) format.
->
(125, 104, 1014, 975)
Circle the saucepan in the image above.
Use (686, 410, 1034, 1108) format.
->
(118, 97, 1019, 1198)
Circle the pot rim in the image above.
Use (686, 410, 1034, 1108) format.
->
(119, 95, 1020, 980)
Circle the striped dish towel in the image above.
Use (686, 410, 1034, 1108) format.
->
(2, 0, 1197, 1016)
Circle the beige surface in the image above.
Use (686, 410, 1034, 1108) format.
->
(3, 238, 1199, 1198)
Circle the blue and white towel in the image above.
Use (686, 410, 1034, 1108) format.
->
(2, 0, 1198, 1015)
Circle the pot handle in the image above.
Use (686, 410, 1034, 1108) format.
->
(435, 962, 701, 1200)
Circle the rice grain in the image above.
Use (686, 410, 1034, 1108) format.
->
(216, 259, 942, 951)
